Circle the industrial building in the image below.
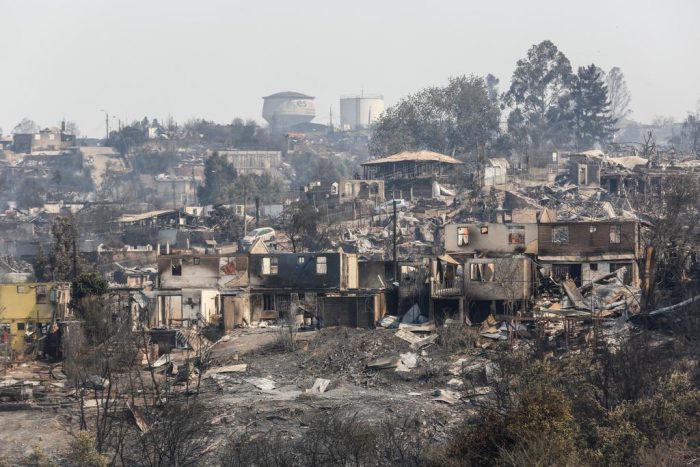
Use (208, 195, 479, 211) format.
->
(218, 150, 283, 176)
(262, 91, 315, 132)
(339, 95, 384, 130)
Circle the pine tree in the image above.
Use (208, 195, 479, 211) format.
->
(572, 65, 617, 150)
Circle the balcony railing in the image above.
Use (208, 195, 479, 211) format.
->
(432, 279, 463, 297)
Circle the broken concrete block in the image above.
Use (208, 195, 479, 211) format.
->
(395, 352, 418, 372)
(306, 378, 331, 394)
(447, 378, 464, 387)
(245, 377, 276, 391)
(366, 357, 399, 370)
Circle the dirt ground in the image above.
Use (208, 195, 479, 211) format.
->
(196, 326, 486, 458)
(0, 410, 73, 459)
(0, 326, 491, 462)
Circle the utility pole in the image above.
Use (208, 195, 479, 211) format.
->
(392, 200, 398, 282)
(242, 186, 248, 237)
(72, 230, 78, 280)
(105, 112, 109, 142)
(255, 196, 260, 229)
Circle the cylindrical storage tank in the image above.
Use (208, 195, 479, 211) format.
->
(262, 92, 315, 132)
(339, 95, 384, 130)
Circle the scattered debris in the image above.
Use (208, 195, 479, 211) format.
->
(205, 364, 248, 378)
(245, 377, 276, 391)
(395, 352, 418, 372)
(432, 389, 461, 405)
(127, 401, 150, 433)
(366, 357, 399, 371)
(306, 378, 331, 394)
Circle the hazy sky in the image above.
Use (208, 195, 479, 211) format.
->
(2, 0, 699, 137)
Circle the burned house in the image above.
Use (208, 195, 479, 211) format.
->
(568, 153, 601, 187)
(537, 216, 640, 287)
(155, 253, 249, 328)
(483, 158, 510, 187)
(248, 251, 381, 328)
(153, 244, 386, 330)
(335, 179, 385, 204)
(361, 151, 463, 199)
(431, 223, 538, 324)
(12, 127, 75, 154)
(154, 174, 197, 209)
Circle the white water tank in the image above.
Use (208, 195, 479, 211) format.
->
(262, 91, 315, 132)
(339, 95, 384, 130)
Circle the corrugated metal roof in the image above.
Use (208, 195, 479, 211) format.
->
(362, 150, 464, 166)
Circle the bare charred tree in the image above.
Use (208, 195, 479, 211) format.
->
(67, 293, 212, 465)
(632, 174, 700, 308)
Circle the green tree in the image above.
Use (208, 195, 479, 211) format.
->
(198, 152, 238, 205)
(504, 40, 574, 152)
(369, 75, 500, 157)
(72, 272, 109, 302)
(281, 202, 322, 252)
(33, 245, 50, 282)
(106, 121, 148, 155)
(571, 64, 617, 150)
(49, 216, 79, 281)
(206, 206, 243, 242)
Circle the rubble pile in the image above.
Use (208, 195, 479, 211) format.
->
(303, 327, 414, 384)
(516, 184, 625, 221)
(335, 210, 445, 259)
(535, 268, 642, 318)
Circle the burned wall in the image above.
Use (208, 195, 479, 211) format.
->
(248, 253, 342, 290)
(463, 257, 533, 302)
(537, 221, 637, 257)
(444, 223, 538, 255)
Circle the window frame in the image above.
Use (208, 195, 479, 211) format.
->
(457, 227, 469, 246)
(262, 257, 278, 275)
(316, 256, 327, 275)
(551, 226, 569, 244)
(609, 225, 621, 244)
(469, 262, 496, 282)
(507, 226, 525, 245)
(35, 285, 47, 304)
(171, 259, 182, 276)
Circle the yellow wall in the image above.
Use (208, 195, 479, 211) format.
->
(0, 283, 58, 352)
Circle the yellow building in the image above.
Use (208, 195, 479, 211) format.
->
(0, 283, 70, 353)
